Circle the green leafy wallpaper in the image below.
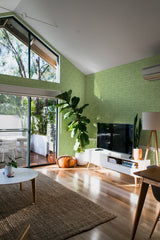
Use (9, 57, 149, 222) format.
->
(85, 54, 160, 164)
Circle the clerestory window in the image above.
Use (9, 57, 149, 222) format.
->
(0, 16, 59, 83)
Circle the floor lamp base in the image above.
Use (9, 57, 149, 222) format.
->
(144, 130, 159, 166)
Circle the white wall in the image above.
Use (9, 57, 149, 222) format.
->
(0, 115, 23, 136)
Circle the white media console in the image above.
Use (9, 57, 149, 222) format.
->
(84, 148, 150, 185)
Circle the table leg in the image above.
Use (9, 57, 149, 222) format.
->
(31, 178, 36, 203)
(20, 182, 23, 191)
(134, 177, 138, 186)
(131, 181, 149, 240)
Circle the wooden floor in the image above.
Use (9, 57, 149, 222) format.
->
(35, 165, 160, 240)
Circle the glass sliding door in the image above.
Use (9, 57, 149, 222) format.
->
(0, 94, 28, 167)
(30, 97, 57, 166)
(0, 94, 57, 167)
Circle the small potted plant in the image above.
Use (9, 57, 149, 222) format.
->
(1, 155, 20, 177)
(55, 89, 90, 165)
(132, 114, 142, 160)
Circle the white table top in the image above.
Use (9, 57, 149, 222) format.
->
(0, 167, 38, 185)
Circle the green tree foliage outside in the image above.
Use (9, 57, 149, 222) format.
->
(31, 98, 56, 135)
(0, 28, 56, 81)
(0, 28, 57, 134)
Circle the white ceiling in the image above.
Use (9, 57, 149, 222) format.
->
(0, 0, 160, 75)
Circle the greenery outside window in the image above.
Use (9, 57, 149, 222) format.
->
(0, 16, 59, 83)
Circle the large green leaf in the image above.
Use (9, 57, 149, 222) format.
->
(68, 121, 77, 131)
(59, 105, 70, 114)
(56, 90, 72, 104)
(78, 104, 89, 114)
(80, 132, 90, 148)
(133, 113, 142, 148)
(78, 122, 87, 132)
(55, 102, 67, 108)
(79, 116, 90, 124)
(71, 126, 78, 138)
(71, 96, 80, 109)
(64, 110, 74, 119)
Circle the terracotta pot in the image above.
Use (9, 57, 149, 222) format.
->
(132, 148, 142, 160)
(48, 153, 55, 163)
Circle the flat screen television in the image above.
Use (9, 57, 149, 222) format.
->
(97, 123, 133, 155)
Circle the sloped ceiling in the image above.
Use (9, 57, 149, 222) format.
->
(0, 0, 160, 75)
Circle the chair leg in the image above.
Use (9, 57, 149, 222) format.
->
(150, 209, 160, 239)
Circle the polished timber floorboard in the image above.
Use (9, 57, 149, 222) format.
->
(36, 165, 160, 240)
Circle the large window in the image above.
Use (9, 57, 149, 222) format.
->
(0, 16, 59, 167)
(0, 16, 59, 82)
(0, 94, 57, 167)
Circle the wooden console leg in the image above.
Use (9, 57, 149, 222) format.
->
(134, 177, 141, 187)
(134, 177, 138, 186)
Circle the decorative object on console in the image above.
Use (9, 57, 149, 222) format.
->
(57, 155, 77, 168)
(132, 114, 142, 160)
(142, 112, 160, 166)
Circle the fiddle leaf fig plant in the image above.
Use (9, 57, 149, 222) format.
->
(55, 90, 90, 152)
(133, 113, 142, 149)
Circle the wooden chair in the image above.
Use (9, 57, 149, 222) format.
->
(0, 139, 17, 162)
(147, 165, 160, 238)
(17, 224, 30, 240)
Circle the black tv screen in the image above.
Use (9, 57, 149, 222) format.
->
(97, 123, 133, 155)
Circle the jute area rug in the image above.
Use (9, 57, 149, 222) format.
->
(0, 172, 116, 240)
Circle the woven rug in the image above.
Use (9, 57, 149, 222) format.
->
(0, 172, 116, 240)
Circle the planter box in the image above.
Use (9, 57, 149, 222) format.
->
(30, 134, 48, 156)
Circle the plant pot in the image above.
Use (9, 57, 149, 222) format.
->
(132, 148, 142, 160)
(4, 165, 13, 177)
(48, 153, 56, 163)
(75, 152, 88, 166)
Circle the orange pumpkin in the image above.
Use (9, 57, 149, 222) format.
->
(57, 155, 77, 168)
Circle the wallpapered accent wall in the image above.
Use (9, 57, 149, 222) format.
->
(85, 54, 160, 164)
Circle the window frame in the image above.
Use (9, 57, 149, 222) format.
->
(0, 15, 60, 83)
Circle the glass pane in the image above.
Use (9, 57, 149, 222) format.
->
(0, 94, 28, 168)
(0, 28, 28, 78)
(30, 35, 57, 82)
(30, 97, 57, 166)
